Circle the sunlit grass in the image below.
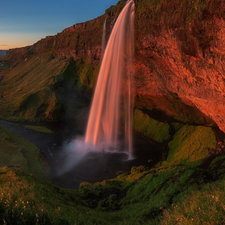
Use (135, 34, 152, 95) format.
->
(0, 167, 107, 225)
(161, 179, 225, 224)
(1, 157, 225, 224)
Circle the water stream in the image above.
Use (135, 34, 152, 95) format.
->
(0, 119, 162, 189)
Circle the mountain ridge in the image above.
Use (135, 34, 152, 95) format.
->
(1, 1, 225, 223)
(2, 0, 225, 134)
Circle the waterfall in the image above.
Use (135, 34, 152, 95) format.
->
(101, 16, 107, 62)
(85, 0, 135, 156)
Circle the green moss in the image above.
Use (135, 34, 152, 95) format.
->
(164, 125, 216, 166)
(0, 125, 47, 180)
(133, 109, 171, 142)
(0, 167, 107, 225)
(1, 159, 225, 224)
(170, 122, 183, 131)
(161, 179, 225, 225)
(22, 125, 53, 134)
(116, 165, 199, 224)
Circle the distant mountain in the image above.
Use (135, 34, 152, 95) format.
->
(0, 50, 7, 57)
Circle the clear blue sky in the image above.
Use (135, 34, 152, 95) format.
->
(0, 0, 119, 50)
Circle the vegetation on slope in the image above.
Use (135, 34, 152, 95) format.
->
(0, 56, 66, 121)
(1, 152, 225, 225)
(0, 125, 47, 180)
(2, 0, 224, 125)
(133, 109, 171, 142)
(0, 0, 225, 224)
(0, 116, 222, 224)
(163, 125, 216, 166)
(0, 56, 95, 122)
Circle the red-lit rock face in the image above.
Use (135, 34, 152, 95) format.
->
(135, 10, 225, 132)
(5, 0, 225, 132)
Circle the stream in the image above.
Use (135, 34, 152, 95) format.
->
(0, 119, 162, 189)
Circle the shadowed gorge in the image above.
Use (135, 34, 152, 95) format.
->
(1, 0, 225, 224)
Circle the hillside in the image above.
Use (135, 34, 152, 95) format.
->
(1, 0, 225, 224)
(1, 0, 225, 133)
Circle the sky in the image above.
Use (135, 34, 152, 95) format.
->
(0, 0, 119, 50)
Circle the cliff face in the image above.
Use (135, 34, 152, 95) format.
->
(134, 0, 225, 132)
(4, 0, 225, 133)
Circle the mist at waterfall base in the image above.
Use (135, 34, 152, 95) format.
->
(52, 0, 145, 183)
(51, 132, 162, 189)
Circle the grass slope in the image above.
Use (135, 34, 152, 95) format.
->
(0, 118, 222, 224)
(0, 55, 94, 122)
(1, 158, 225, 225)
(0, 125, 47, 180)
(0, 55, 67, 121)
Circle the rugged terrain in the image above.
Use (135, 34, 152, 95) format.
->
(1, 0, 225, 224)
(2, 0, 225, 133)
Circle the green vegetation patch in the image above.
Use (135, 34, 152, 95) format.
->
(0, 55, 69, 122)
(23, 125, 53, 134)
(0, 55, 94, 122)
(133, 109, 171, 142)
(161, 179, 225, 225)
(0, 167, 105, 225)
(1, 160, 225, 224)
(0, 125, 47, 180)
(164, 125, 216, 166)
(118, 166, 197, 224)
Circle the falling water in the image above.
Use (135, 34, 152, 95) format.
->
(101, 17, 107, 62)
(85, 0, 135, 156)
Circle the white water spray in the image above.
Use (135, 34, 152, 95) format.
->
(85, 0, 135, 156)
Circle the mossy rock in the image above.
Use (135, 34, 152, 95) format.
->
(133, 109, 171, 142)
(163, 125, 216, 166)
